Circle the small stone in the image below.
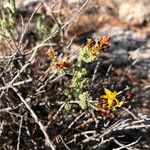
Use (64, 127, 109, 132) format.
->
(119, 2, 150, 25)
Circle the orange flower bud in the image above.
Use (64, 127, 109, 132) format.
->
(98, 36, 111, 44)
(46, 48, 57, 60)
(125, 91, 133, 101)
(53, 60, 71, 70)
(87, 38, 96, 48)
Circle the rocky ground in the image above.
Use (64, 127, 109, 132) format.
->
(0, 0, 150, 149)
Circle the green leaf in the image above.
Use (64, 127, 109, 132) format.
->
(64, 102, 72, 110)
(79, 99, 87, 109)
(78, 46, 96, 63)
(78, 92, 92, 109)
(64, 89, 70, 96)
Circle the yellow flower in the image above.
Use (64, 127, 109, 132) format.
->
(101, 88, 124, 107)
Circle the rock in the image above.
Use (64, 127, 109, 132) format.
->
(119, 2, 150, 25)
(94, 26, 150, 77)
(15, 0, 38, 9)
(97, 27, 146, 52)
(112, 48, 127, 55)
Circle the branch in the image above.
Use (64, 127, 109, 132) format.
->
(113, 137, 141, 150)
(17, 116, 23, 150)
(12, 87, 56, 150)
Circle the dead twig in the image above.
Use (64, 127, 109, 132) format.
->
(33, 0, 90, 49)
(12, 87, 56, 150)
(68, 112, 85, 129)
(0, 78, 32, 91)
(113, 137, 141, 150)
(17, 116, 23, 150)
(92, 60, 100, 83)
(59, 135, 71, 150)
(18, 3, 42, 49)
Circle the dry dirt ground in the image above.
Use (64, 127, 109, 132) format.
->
(0, 0, 150, 149)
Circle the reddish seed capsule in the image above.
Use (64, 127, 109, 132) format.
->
(98, 36, 111, 44)
(102, 109, 111, 118)
(125, 91, 133, 101)
(100, 98, 107, 104)
(54, 60, 72, 70)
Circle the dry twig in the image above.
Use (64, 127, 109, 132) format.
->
(12, 87, 56, 150)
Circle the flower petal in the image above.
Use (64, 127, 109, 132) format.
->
(108, 98, 115, 106)
(104, 88, 112, 97)
(101, 95, 108, 99)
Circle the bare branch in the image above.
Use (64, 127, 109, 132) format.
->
(17, 116, 23, 150)
(113, 137, 141, 150)
(12, 87, 56, 150)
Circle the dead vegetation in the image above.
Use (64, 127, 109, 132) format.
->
(0, 0, 150, 150)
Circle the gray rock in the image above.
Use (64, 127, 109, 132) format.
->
(112, 49, 127, 55)
(97, 27, 146, 52)
(119, 2, 150, 25)
(95, 27, 150, 78)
